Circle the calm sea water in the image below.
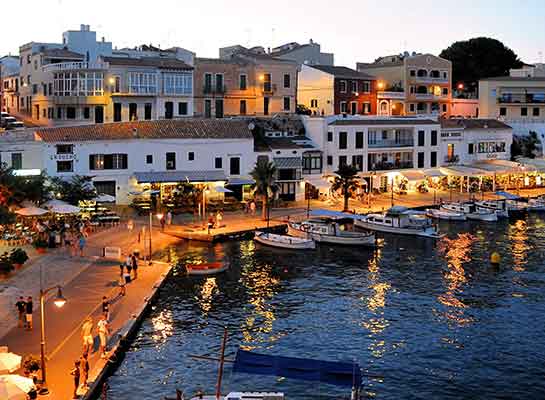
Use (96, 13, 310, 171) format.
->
(108, 215, 545, 399)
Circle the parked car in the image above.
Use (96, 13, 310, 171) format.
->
(0, 111, 10, 119)
(6, 121, 25, 130)
(0, 116, 16, 128)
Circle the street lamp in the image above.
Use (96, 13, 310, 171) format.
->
(148, 212, 164, 265)
(39, 286, 66, 394)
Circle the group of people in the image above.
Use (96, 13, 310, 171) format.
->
(206, 210, 224, 234)
(244, 200, 257, 215)
(159, 210, 173, 231)
(118, 252, 139, 296)
(14, 296, 33, 330)
(34, 218, 91, 256)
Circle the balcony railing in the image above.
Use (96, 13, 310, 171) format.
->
(377, 91, 406, 100)
(498, 94, 545, 104)
(369, 161, 414, 171)
(368, 139, 414, 148)
(262, 83, 276, 94)
(413, 76, 449, 84)
(43, 61, 108, 73)
(203, 85, 226, 95)
(444, 155, 460, 164)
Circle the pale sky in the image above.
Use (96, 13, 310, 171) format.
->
(2, 0, 544, 67)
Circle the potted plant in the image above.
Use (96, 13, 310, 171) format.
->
(10, 248, 29, 269)
(0, 252, 13, 274)
(22, 354, 41, 379)
(33, 238, 48, 254)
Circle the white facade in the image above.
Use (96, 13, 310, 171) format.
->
(0, 130, 44, 173)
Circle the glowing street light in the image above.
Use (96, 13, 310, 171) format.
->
(377, 81, 385, 90)
(457, 83, 464, 91)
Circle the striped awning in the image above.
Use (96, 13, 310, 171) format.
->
(273, 157, 302, 169)
(134, 170, 227, 183)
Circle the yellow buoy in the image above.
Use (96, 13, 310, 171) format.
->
(490, 252, 501, 265)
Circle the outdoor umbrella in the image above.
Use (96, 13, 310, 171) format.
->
(0, 353, 22, 374)
(94, 193, 116, 203)
(47, 204, 81, 214)
(43, 199, 70, 208)
(14, 207, 49, 217)
(0, 374, 36, 400)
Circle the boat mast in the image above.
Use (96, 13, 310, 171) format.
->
(215, 327, 228, 400)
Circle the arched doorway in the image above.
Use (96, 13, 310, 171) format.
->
(379, 100, 389, 116)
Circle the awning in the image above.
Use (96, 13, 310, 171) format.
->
(472, 159, 536, 174)
(273, 157, 302, 169)
(400, 170, 425, 182)
(517, 157, 545, 172)
(305, 176, 332, 190)
(440, 165, 491, 177)
(133, 170, 227, 184)
(423, 168, 446, 177)
(227, 177, 255, 185)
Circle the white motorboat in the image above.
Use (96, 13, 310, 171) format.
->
(527, 197, 545, 211)
(355, 206, 444, 238)
(441, 202, 498, 222)
(288, 217, 376, 247)
(475, 200, 509, 218)
(426, 208, 467, 221)
(190, 392, 284, 400)
(254, 231, 315, 250)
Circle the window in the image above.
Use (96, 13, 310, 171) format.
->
(431, 130, 437, 146)
(350, 102, 357, 115)
(327, 131, 333, 142)
(338, 155, 347, 167)
(128, 72, 156, 94)
(145, 103, 152, 120)
(262, 73, 272, 92)
(351, 81, 357, 93)
(499, 107, 507, 116)
(163, 72, 192, 95)
(533, 107, 540, 117)
(478, 142, 507, 153)
(283, 97, 290, 111)
(284, 74, 291, 88)
(355, 132, 364, 149)
(215, 74, 224, 92)
(56, 161, 73, 172)
(32, 84, 38, 94)
(57, 107, 62, 119)
(442, 104, 447, 113)
(409, 69, 416, 77)
(409, 103, 415, 112)
(352, 155, 363, 171)
(363, 81, 370, 93)
(240, 100, 247, 115)
(66, 107, 76, 119)
(339, 80, 347, 93)
(113, 76, 121, 93)
(521, 107, 528, 116)
(310, 99, 318, 108)
(215, 157, 222, 169)
(166, 153, 176, 170)
(146, 155, 153, 164)
(239, 74, 247, 90)
(204, 100, 212, 118)
(418, 130, 425, 146)
(53, 71, 104, 96)
(302, 153, 323, 173)
(48, 82, 52, 95)
(11, 153, 22, 169)
(327, 155, 333, 165)
(339, 132, 347, 149)
(204, 73, 213, 92)
(188, 152, 194, 161)
(178, 102, 188, 116)
(340, 101, 347, 113)
(442, 71, 448, 79)
(417, 152, 424, 168)
(165, 102, 174, 119)
(430, 152, 437, 167)
(230, 157, 241, 175)
(89, 154, 128, 170)
(215, 99, 224, 118)
(83, 107, 90, 119)
(56, 144, 73, 154)
(442, 88, 448, 96)
(113, 103, 122, 122)
(362, 102, 371, 114)
(129, 103, 138, 121)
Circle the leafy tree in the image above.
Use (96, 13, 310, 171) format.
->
(331, 164, 360, 212)
(440, 37, 523, 93)
(511, 132, 539, 160)
(50, 175, 97, 205)
(0, 205, 15, 225)
(250, 159, 277, 220)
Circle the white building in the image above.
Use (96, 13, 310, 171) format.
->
(34, 119, 255, 204)
(0, 130, 43, 174)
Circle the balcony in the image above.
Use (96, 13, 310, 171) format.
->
(203, 85, 226, 95)
(497, 94, 545, 104)
(368, 139, 414, 148)
(444, 155, 460, 164)
(414, 93, 433, 100)
(43, 61, 108, 73)
(377, 91, 406, 100)
(262, 83, 277, 94)
(413, 76, 449, 84)
(369, 161, 414, 171)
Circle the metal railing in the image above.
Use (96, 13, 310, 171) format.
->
(203, 85, 227, 95)
(498, 95, 545, 104)
(368, 139, 414, 148)
(43, 61, 108, 72)
(369, 161, 414, 171)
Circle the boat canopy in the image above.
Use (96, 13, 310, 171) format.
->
(233, 349, 362, 388)
(495, 191, 522, 200)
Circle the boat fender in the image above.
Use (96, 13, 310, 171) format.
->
(490, 252, 501, 265)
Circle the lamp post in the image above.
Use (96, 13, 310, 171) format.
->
(39, 286, 66, 394)
(306, 184, 311, 218)
(148, 211, 152, 265)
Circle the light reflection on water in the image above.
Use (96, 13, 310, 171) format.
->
(108, 215, 545, 399)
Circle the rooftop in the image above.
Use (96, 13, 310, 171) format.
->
(309, 65, 374, 79)
(103, 56, 193, 70)
(42, 48, 84, 59)
(480, 76, 545, 82)
(35, 119, 253, 142)
(329, 118, 438, 126)
(440, 119, 512, 130)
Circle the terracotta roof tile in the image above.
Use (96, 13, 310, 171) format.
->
(103, 56, 193, 70)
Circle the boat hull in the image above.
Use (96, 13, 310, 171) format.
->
(287, 225, 376, 247)
(186, 262, 229, 276)
(254, 231, 315, 250)
(354, 219, 444, 238)
(465, 212, 498, 222)
(426, 209, 467, 221)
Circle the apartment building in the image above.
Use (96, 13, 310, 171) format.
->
(0, 55, 20, 113)
(270, 39, 334, 67)
(194, 52, 297, 117)
(298, 65, 377, 116)
(510, 63, 545, 78)
(357, 52, 452, 117)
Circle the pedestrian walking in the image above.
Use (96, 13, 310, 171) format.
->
(102, 296, 110, 321)
(70, 360, 80, 399)
(127, 219, 134, 232)
(250, 200, 256, 215)
(166, 210, 172, 226)
(25, 296, 33, 330)
(216, 210, 223, 228)
(160, 215, 166, 231)
(125, 254, 133, 280)
(15, 296, 26, 328)
(131, 253, 138, 280)
(80, 352, 89, 389)
(97, 315, 109, 358)
(78, 235, 86, 257)
(81, 317, 94, 354)
(119, 263, 124, 278)
(118, 273, 126, 296)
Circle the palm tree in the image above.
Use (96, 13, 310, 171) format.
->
(250, 159, 277, 220)
(331, 164, 360, 212)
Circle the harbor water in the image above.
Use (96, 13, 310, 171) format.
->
(108, 214, 545, 399)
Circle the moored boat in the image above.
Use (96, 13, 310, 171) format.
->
(355, 206, 444, 238)
(527, 197, 545, 212)
(426, 208, 467, 221)
(254, 231, 315, 250)
(474, 200, 509, 218)
(288, 217, 376, 247)
(186, 262, 229, 276)
(441, 202, 498, 222)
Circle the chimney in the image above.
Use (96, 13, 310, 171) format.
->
(80, 24, 85, 31)
(102, 36, 105, 43)
(267, 47, 271, 54)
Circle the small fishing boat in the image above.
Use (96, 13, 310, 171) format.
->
(475, 200, 509, 218)
(527, 197, 545, 212)
(254, 231, 315, 250)
(288, 217, 376, 247)
(440, 202, 498, 222)
(426, 208, 467, 221)
(355, 206, 444, 238)
(185, 262, 229, 276)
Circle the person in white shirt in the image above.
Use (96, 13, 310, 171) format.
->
(97, 315, 109, 358)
